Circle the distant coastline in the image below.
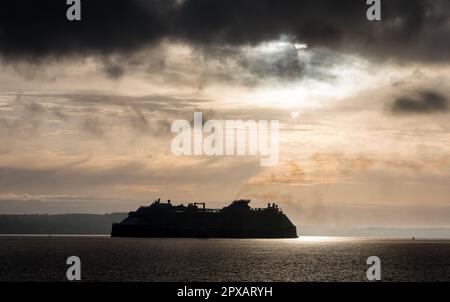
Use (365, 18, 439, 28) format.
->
(0, 213, 127, 235)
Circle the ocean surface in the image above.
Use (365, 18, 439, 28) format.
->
(0, 236, 449, 282)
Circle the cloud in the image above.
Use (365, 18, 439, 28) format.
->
(125, 106, 172, 138)
(101, 62, 125, 80)
(0, 92, 203, 140)
(192, 42, 342, 85)
(239, 152, 450, 191)
(80, 115, 105, 138)
(0, 92, 295, 146)
(390, 91, 449, 114)
(247, 161, 306, 185)
(0, 0, 168, 59)
(0, 0, 449, 63)
(0, 155, 260, 199)
(0, 94, 68, 138)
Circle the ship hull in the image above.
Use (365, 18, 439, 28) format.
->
(111, 223, 297, 238)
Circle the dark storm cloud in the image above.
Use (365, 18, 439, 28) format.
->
(391, 91, 449, 114)
(0, 0, 449, 63)
(0, 0, 169, 59)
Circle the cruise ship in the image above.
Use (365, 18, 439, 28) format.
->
(111, 199, 297, 238)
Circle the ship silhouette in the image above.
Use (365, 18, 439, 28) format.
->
(111, 199, 297, 238)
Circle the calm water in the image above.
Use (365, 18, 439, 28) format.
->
(0, 236, 449, 282)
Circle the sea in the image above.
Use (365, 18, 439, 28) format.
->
(0, 236, 449, 282)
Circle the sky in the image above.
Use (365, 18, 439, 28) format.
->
(0, 0, 450, 229)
